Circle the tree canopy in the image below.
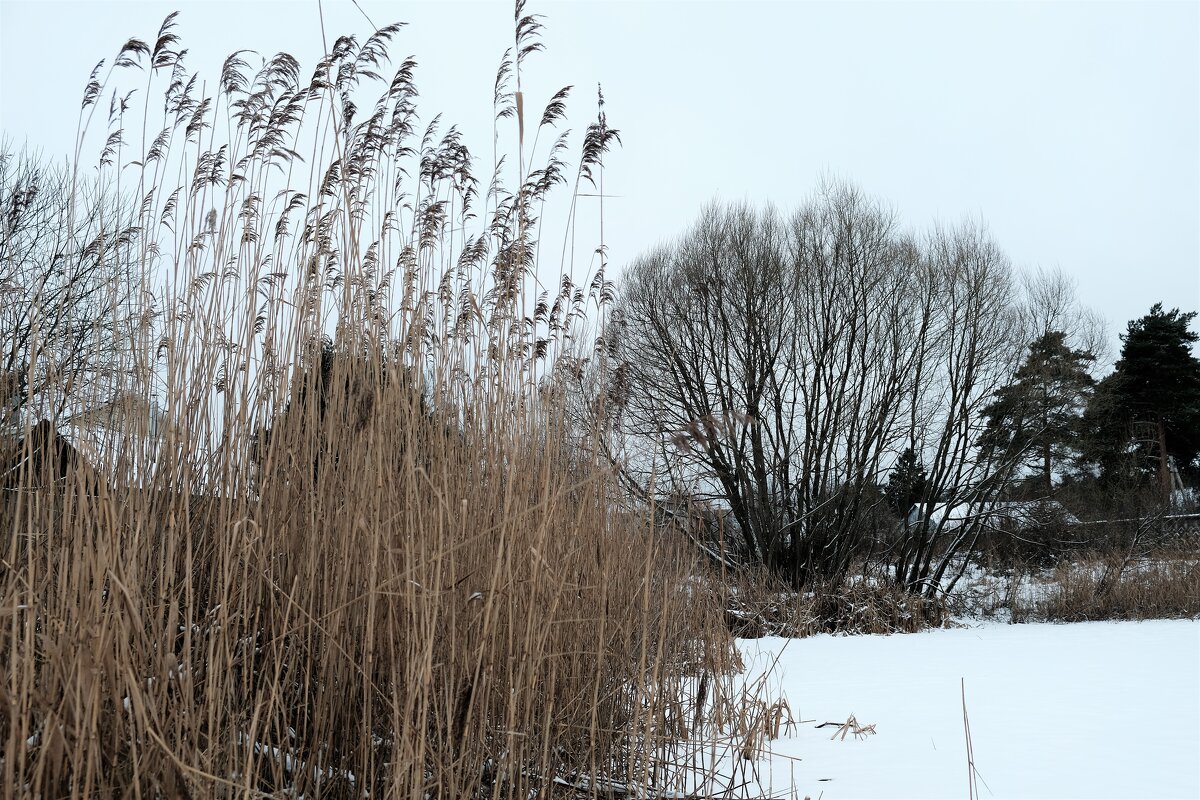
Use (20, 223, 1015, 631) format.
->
(590, 182, 1067, 593)
(980, 330, 1096, 494)
(1084, 304, 1200, 497)
(884, 446, 929, 519)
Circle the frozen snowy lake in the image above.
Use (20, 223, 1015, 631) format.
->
(735, 619, 1200, 799)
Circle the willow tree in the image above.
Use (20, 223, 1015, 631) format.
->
(590, 181, 1029, 593)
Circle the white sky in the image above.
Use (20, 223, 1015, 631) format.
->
(1, 0, 1197, 352)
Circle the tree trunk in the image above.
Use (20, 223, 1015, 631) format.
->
(1043, 442, 1052, 494)
(1157, 417, 1171, 505)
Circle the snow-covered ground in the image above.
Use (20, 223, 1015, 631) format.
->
(733, 619, 1200, 800)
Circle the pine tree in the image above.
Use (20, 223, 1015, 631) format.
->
(1086, 304, 1200, 498)
(885, 446, 929, 519)
(980, 330, 1096, 493)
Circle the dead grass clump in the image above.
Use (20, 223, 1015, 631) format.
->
(803, 580, 948, 635)
(723, 569, 947, 638)
(1010, 553, 1200, 623)
(817, 714, 876, 741)
(1005, 515, 1200, 622)
(722, 568, 816, 639)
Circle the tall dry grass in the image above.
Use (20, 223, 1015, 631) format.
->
(723, 568, 948, 639)
(1010, 554, 1200, 622)
(1005, 531, 1200, 623)
(1, 5, 749, 797)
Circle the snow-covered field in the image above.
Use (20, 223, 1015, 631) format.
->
(734, 619, 1200, 800)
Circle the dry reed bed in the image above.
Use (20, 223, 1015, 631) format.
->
(1, 4, 753, 796)
(1007, 550, 1200, 623)
(722, 568, 948, 639)
(3, 391, 739, 797)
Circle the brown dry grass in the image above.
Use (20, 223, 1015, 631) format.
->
(0, 5, 752, 797)
(723, 568, 947, 639)
(995, 513, 1200, 622)
(2, 381, 740, 797)
(1009, 550, 1200, 623)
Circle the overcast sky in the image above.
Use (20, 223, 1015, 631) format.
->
(2, 0, 1197, 355)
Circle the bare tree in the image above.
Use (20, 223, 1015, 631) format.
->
(577, 183, 1045, 597)
(607, 201, 795, 570)
(889, 221, 1025, 596)
(775, 183, 926, 587)
(593, 183, 978, 589)
(0, 145, 145, 433)
(1019, 266, 1109, 366)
